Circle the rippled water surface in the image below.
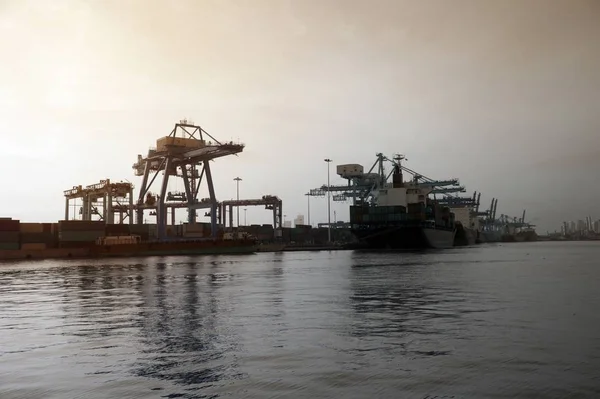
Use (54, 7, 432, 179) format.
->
(1, 242, 600, 398)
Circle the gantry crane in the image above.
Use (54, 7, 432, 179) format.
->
(132, 119, 244, 240)
(219, 195, 283, 232)
(64, 179, 134, 223)
(499, 210, 534, 229)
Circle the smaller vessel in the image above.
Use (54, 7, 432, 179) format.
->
(501, 227, 538, 242)
(498, 210, 538, 243)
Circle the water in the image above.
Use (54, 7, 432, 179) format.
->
(1, 241, 599, 398)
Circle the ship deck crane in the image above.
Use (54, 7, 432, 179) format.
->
(308, 152, 464, 206)
(132, 120, 244, 240)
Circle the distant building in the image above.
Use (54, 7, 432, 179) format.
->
(283, 221, 292, 228)
(594, 220, 600, 234)
(577, 220, 586, 233)
(570, 221, 576, 233)
(294, 215, 305, 227)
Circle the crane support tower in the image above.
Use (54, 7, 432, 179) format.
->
(64, 179, 134, 223)
(132, 119, 244, 240)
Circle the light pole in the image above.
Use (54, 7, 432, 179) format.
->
(305, 192, 311, 226)
(233, 177, 242, 227)
(324, 158, 332, 242)
(244, 208, 247, 226)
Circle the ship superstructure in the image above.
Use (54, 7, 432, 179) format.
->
(322, 154, 458, 250)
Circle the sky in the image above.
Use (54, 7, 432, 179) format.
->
(0, 0, 599, 232)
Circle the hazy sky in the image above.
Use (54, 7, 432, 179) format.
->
(1, 0, 599, 232)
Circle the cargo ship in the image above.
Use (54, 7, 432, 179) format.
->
(349, 164, 456, 250)
(0, 219, 257, 261)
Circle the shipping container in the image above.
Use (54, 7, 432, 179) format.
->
(20, 223, 44, 233)
(20, 232, 55, 244)
(21, 243, 47, 251)
(0, 231, 19, 243)
(256, 233, 272, 241)
(0, 219, 20, 232)
(130, 224, 151, 233)
(58, 220, 105, 232)
(183, 232, 205, 238)
(183, 223, 204, 233)
(105, 224, 131, 236)
(0, 242, 19, 250)
(59, 241, 96, 249)
(59, 231, 104, 242)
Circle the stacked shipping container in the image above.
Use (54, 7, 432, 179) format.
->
(182, 223, 211, 239)
(290, 224, 312, 243)
(19, 223, 56, 250)
(58, 220, 106, 248)
(130, 224, 151, 241)
(0, 218, 20, 250)
(105, 224, 131, 236)
(350, 205, 408, 224)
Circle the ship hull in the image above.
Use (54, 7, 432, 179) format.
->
(351, 225, 456, 250)
(0, 240, 257, 261)
(454, 223, 478, 246)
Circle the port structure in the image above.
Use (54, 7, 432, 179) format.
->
(132, 119, 244, 240)
(498, 210, 534, 230)
(64, 179, 134, 223)
(478, 197, 526, 234)
(218, 195, 283, 231)
(308, 153, 465, 206)
(480, 198, 502, 231)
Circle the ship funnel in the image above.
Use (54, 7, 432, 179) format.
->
(392, 163, 403, 188)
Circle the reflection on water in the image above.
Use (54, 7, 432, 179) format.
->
(1, 243, 600, 398)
